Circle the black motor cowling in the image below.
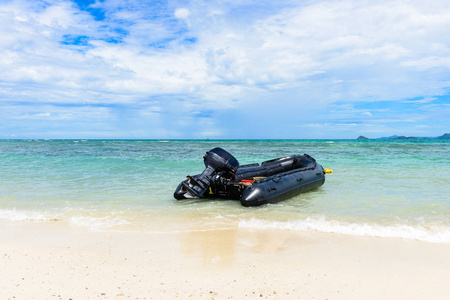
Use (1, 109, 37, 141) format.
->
(174, 148, 239, 199)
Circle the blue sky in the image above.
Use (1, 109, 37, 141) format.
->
(1, 0, 449, 139)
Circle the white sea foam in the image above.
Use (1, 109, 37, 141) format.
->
(238, 216, 450, 244)
(0, 208, 51, 221)
(0, 208, 129, 231)
(68, 216, 129, 231)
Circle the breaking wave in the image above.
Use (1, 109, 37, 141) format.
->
(238, 216, 450, 244)
(0, 208, 129, 231)
(0, 208, 52, 221)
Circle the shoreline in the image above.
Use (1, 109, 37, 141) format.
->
(1, 221, 449, 299)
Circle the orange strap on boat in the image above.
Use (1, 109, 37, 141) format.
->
(240, 180, 254, 185)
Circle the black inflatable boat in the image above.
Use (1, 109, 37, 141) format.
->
(174, 148, 327, 206)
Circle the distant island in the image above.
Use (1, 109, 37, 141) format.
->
(357, 133, 450, 140)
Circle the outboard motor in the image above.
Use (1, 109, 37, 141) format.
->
(174, 148, 239, 199)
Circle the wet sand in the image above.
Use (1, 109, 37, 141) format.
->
(1, 221, 449, 299)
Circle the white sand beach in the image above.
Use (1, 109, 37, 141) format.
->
(1, 221, 449, 299)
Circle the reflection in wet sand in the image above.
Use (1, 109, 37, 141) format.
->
(180, 228, 305, 269)
(181, 228, 238, 267)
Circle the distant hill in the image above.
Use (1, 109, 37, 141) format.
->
(389, 136, 419, 140)
(356, 133, 450, 140)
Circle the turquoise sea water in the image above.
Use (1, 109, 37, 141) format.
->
(0, 139, 449, 243)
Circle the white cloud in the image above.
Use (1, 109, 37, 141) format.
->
(14, 112, 52, 119)
(174, 8, 190, 20)
(3, 0, 449, 103)
(402, 97, 437, 104)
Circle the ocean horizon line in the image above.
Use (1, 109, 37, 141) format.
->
(1, 137, 449, 142)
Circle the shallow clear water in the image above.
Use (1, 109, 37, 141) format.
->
(0, 139, 449, 243)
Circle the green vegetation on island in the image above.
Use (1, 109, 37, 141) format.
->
(356, 133, 450, 140)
